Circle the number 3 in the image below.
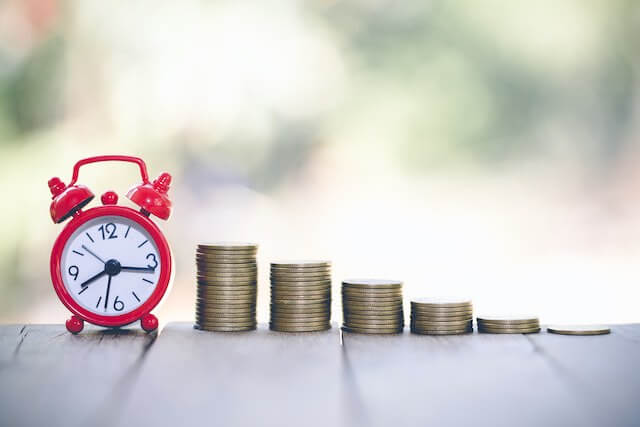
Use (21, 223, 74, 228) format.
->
(146, 253, 158, 269)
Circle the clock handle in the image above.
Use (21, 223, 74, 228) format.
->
(69, 156, 151, 186)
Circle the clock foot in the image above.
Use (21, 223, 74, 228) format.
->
(66, 315, 84, 334)
(141, 313, 158, 332)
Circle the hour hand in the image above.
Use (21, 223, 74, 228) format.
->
(120, 266, 155, 273)
(80, 270, 107, 288)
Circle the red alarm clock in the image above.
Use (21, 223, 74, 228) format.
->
(48, 155, 173, 334)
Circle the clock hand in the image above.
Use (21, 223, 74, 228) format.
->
(80, 270, 107, 288)
(120, 266, 155, 273)
(104, 275, 112, 310)
(81, 245, 105, 264)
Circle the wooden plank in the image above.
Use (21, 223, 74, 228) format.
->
(339, 329, 596, 427)
(0, 324, 155, 427)
(528, 325, 640, 426)
(117, 323, 344, 427)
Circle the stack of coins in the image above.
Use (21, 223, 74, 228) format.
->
(410, 297, 473, 335)
(269, 261, 332, 332)
(342, 279, 404, 334)
(195, 243, 258, 332)
(477, 315, 540, 334)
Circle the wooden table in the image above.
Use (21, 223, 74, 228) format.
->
(2, 323, 639, 427)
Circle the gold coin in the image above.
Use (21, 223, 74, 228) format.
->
(269, 318, 331, 326)
(195, 324, 256, 332)
(269, 323, 331, 332)
(344, 301, 403, 309)
(479, 327, 540, 334)
(477, 321, 539, 329)
(271, 292, 331, 300)
(198, 242, 257, 249)
(271, 285, 331, 294)
(411, 319, 472, 327)
(271, 260, 331, 268)
(195, 320, 257, 328)
(270, 266, 331, 273)
(196, 283, 257, 291)
(411, 328, 472, 335)
(195, 308, 256, 316)
(271, 298, 331, 305)
(195, 298, 256, 306)
(271, 308, 330, 316)
(271, 314, 329, 321)
(196, 296, 257, 304)
(547, 325, 611, 336)
(195, 313, 255, 320)
(196, 264, 257, 273)
(343, 295, 402, 303)
(196, 316, 256, 324)
(476, 316, 538, 324)
(411, 308, 473, 316)
(411, 297, 472, 307)
(341, 326, 403, 334)
(196, 253, 256, 262)
(342, 289, 403, 297)
(197, 277, 257, 285)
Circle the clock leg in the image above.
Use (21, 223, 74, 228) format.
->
(66, 315, 84, 334)
(141, 313, 158, 332)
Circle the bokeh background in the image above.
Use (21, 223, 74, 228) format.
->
(1, 0, 639, 326)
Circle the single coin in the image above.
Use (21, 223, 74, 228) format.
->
(411, 314, 473, 322)
(411, 308, 473, 316)
(193, 324, 257, 333)
(345, 321, 404, 329)
(272, 313, 330, 320)
(342, 296, 402, 305)
(477, 321, 539, 329)
(196, 296, 257, 304)
(270, 266, 331, 273)
(195, 312, 255, 320)
(270, 323, 331, 332)
(196, 264, 257, 272)
(271, 260, 330, 267)
(270, 276, 332, 284)
(197, 270, 257, 278)
(341, 326, 403, 334)
(476, 315, 539, 324)
(411, 319, 472, 328)
(479, 327, 541, 334)
(270, 294, 331, 302)
(196, 249, 256, 258)
(344, 313, 404, 321)
(342, 279, 402, 288)
(271, 286, 331, 293)
(344, 302, 403, 310)
(195, 309, 256, 316)
(196, 283, 257, 291)
(196, 253, 256, 262)
(195, 298, 256, 306)
(196, 277, 257, 285)
(271, 291, 331, 299)
(198, 242, 257, 249)
(547, 325, 611, 336)
(269, 318, 331, 326)
(411, 325, 472, 333)
(344, 308, 404, 317)
(411, 328, 472, 335)
(343, 290, 403, 297)
(271, 298, 331, 306)
(196, 316, 256, 324)
(411, 297, 472, 307)
(195, 320, 257, 328)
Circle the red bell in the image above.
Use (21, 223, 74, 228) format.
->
(126, 172, 172, 220)
(48, 177, 95, 223)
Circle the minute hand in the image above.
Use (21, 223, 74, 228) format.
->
(120, 266, 155, 273)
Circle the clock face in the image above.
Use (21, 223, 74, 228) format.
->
(60, 215, 161, 316)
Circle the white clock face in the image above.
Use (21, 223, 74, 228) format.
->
(60, 215, 161, 316)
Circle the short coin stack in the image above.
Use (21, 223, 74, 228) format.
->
(269, 261, 332, 332)
(195, 243, 258, 332)
(342, 279, 404, 334)
(477, 315, 540, 334)
(410, 297, 473, 335)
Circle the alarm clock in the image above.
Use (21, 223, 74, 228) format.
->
(48, 155, 173, 334)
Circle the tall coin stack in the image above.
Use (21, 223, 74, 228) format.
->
(342, 279, 404, 334)
(410, 297, 473, 335)
(269, 261, 332, 332)
(195, 243, 258, 332)
(477, 315, 540, 334)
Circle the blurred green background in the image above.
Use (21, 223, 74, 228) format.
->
(1, 0, 639, 325)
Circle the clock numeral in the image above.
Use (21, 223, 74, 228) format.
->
(146, 253, 158, 269)
(68, 265, 79, 281)
(98, 223, 118, 240)
(113, 296, 125, 312)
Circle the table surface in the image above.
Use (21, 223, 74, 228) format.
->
(1, 322, 639, 427)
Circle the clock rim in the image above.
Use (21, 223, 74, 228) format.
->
(51, 205, 172, 327)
